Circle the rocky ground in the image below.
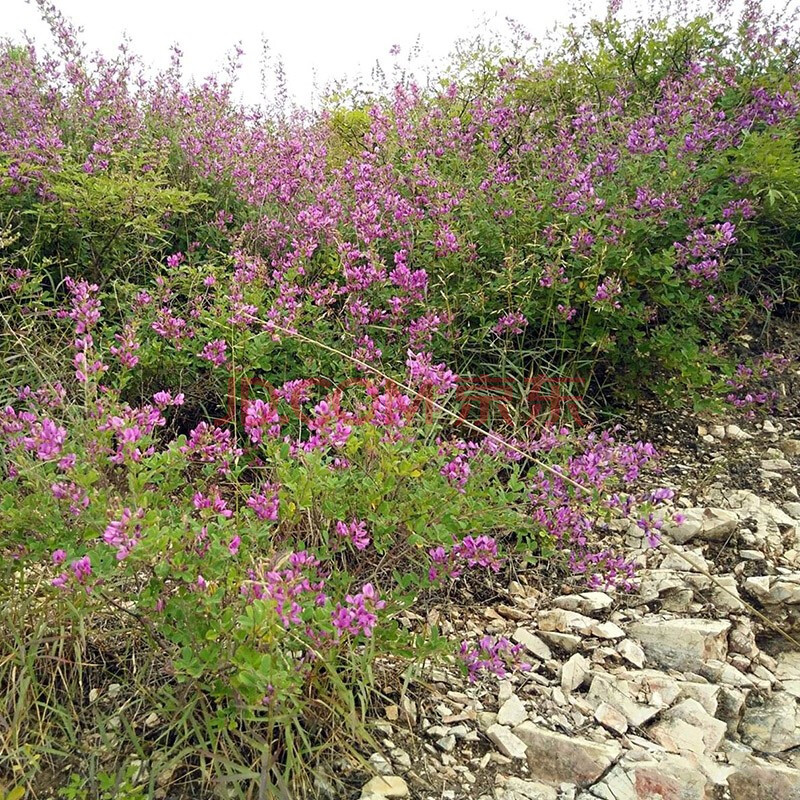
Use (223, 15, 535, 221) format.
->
(351, 412, 800, 800)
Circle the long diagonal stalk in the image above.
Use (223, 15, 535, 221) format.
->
(263, 317, 800, 651)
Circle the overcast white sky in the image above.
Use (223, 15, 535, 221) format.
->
(3, 0, 780, 107)
(1, 0, 610, 106)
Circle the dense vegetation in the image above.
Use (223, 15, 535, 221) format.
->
(0, 0, 798, 796)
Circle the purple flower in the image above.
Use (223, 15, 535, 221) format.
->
(247, 483, 280, 520)
(243, 551, 327, 628)
(71, 555, 92, 583)
(24, 417, 67, 460)
(406, 351, 457, 395)
(181, 423, 242, 473)
(492, 311, 528, 336)
(65, 278, 101, 334)
(110, 323, 140, 369)
(336, 519, 371, 550)
(441, 455, 470, 491)
(371, 390, 412, 439)
(199, 339, 228, 367)
(428, 535, 502, 581)
(331, 582, 386, 638)
(459, 636, 530, 683)
(593, 276, 622, 308)
(51, 481, 90, 516)
(193, 488, 233, 519)
(244, 399, 280, 443)
(103, 507, 145, 560)
(153, 391, 185, 409)
(152, 308, 194, 348)
(306, 394, 354, 450)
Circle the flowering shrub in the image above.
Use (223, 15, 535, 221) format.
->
(0, 283, 676, 791)
(721, 351, 792, 417)
(1, 2, 799, 406)
(0, 0, 796, 794)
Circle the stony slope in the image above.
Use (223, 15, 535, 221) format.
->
(353, 415, 800, 800)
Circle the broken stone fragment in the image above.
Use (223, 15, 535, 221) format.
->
(594, 702, 628, 735)
(739, 692, 800, 754)
(728, 618, 758, 658)
(654, 698, 727, 754)
(590, 621, 626, 640)
(711, 575, 745, 612)
(512, 627, 553, 661)
(486, 723, 528, 760)
(659, 549, 710, 573)
(744, 575, 800, 605)
(726, 424, 753, 442)
(497, 777, 558, 800)
(761, 458, 792, 472)
(360, 775, 409, 798)
(586, 674, 662, 728)
(537, 609, 595, 635)
(368, 753, 393, 775)
(664, 507, 738, 544)
(560, 653, 590, 693)
(648, 716, 707, 755)
(628, 618, 730, 672)
(727, 758, 800, 800)
(699, 659, 758, 689)
(497, 694, 528, 727)
(552, 592, 613, 616)
(677, 682, 720, 716)
(780, 438, 800, 456)
(578, 752, 710, 800)
(512, 722, 621, 787)
(616, 639, 646, 669)
(776, 651, 800, 698)
(537, 630, 582, 654)
(714, 685, 748, 738)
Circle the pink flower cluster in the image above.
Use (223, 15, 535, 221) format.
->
(528, 431, 668, 590)
(370, 389, 413, 440)
(51, 480, 90, 516)
(723, 353, 790, 417)
(103, 507, 145, 560)
(110, 322, 141, 369)
(180, 422, 242, 473)
(492, 312, 528, 336)
(52, 554, 92, 591)
(199, 339, 228, 367)
(459, 635, 530, 682)
(406, 351, 458, 396)
(305, 394, 354, 450)
(193, 488, 233, 519)
(331, 582, 386, 638)
(247, 483, 280, 520)
(24, 416, 67, 460)
(428, 535, 502, 582)
(242, 551, 327, 628)
(336, 519, 371, 551)
(97, 402, 167, 464)
(244, 398, 280, 443)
